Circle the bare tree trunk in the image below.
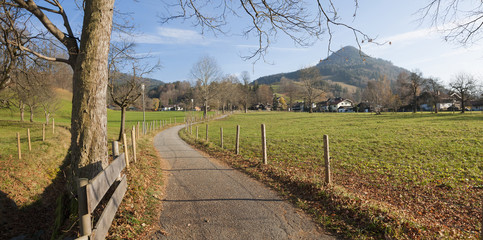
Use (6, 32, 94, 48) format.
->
(118, 106, 126, 141)
(20, 103, 24, 122)
(29, 105, 34, 122)
(204, 100, 208, 119)
(45, 111, 50, 124)
(70, 0, 114, 180)
(460, 96, 466, 113)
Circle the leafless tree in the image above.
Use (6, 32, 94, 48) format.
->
(409, 71, 425, 113)
(362, 76, 392, 113)
(418, 1, 483, 45)
(217, 74, 240, 113)
(255, 85, 273, 106)
(396, 71, 425, 113)
(424, 77, 444, 113)
(395, 72, 411, 107)
(300, 67, 323, 113)
(280, 77, 301, 111)
(191, 56, 221, 118)
(450, 72, 480, 113)
(0, 3, 27, 91)
(240, 71, 252, 113)
(13, 58, 54, 122)
(108, 40, 160, 141)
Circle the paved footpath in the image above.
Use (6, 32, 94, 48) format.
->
(152, 125, 335, 240)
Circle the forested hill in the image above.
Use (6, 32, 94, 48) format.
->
(254, 46, 409, 87)
(110, 71, 165, 90)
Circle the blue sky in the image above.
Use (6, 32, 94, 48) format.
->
(61, 1, 483, 86)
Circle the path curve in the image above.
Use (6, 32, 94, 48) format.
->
(152, 124, 334, 240)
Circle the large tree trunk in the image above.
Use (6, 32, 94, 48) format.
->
(70, 0, 114, 180)
(118, 106, 126, 141)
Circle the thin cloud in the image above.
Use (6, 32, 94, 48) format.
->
(235, 44, 308, 52)
(384, 28, 437, 45)
(130, 27, 211, 45)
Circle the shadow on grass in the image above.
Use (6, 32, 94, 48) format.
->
(0, 149, 76, 240)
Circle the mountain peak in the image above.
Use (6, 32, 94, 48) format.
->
(320, 45, 367, 64)
(254, 45, 408, 88)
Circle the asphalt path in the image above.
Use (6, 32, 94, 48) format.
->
(152, 124, 335, 240)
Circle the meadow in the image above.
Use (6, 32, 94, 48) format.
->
(183, 111, 482, 239)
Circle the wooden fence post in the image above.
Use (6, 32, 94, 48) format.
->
(123, 134, 130, 168)
(220, 127, 223, 148)
(42, 124, 45, 141)
(27, 128, 31, 151)
(323, 135, 331, 185)
(175, 117, 176, 123)
(206, 124, 209, 141)
(77, 178, 92, 236)
(236, 125, 240, 155)
(261, 124, 267, 164)
(196, 126, 199, 139)
(131, 129, 137, 163)
(52, 118, 55, 134)
(17, 132, 21, 160)
(112, 141, 119, 158)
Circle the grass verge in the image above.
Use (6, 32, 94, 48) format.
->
(106, 125, 170, 239)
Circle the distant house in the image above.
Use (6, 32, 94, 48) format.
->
(436, 93, 461, 111)
(292, 102, 304, 112)
(318, 97, 354, 112)
(470, 99, 483, 111)
(160, 106, 184, 111)
(250, 103, 271, 111)
(292, 102, 316, 112)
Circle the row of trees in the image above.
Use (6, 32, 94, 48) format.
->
(146, 56, 274, 116)
(361, 71, 481, 113)
(0, 51, 63, 123)
(116, 56, 480, 119)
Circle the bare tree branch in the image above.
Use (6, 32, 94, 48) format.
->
(159, 0, 382, 62)
(418, 0, 483, 45)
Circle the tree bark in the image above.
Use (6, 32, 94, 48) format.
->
(20, 103, 24, 122)
(204, 100, 208, 119)
(118, 106, 126, 141)
(29, 105, 34, 122)
(70, 0, 114, 180)
(45, 111, 50, 124)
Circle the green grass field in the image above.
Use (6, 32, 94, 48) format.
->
(185, 111, 482, 238)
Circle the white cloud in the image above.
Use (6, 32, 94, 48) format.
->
(130, 27, 210, 45)
(235, 44, 309, 52)
(383, 28, 437, 45)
